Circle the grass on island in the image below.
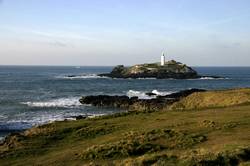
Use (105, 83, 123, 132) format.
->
(0, 88, 250, 165)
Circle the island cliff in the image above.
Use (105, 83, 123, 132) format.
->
(98, 60, 199, 79)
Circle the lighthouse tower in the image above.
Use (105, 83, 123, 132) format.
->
(161, 52, 165, 66)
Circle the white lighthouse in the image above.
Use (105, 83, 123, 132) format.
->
(161, 52, 165, 66)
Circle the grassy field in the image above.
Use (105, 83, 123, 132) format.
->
(169, 88, 250, 110)
(1, 89, 250, 165)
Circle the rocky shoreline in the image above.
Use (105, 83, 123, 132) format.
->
(79, 89, 206, 111)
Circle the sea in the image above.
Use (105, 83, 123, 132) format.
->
(1, 66, 250, 139)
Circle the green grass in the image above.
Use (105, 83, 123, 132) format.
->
(169, 88, 250, 110)
(1, 89, 250, 165)
(81, 129, 206, 160)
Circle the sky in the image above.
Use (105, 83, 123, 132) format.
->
(0, 0, 250, 66)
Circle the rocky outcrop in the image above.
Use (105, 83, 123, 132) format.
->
(79, 89, 206, 111)
(80, 95, 138, 108)
(98, 60, 199, 79)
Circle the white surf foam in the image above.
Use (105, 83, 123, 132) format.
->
(88, 114, 106, 118)
(1, 112, 106, 132)
(127, 90, 173, 99)
(127, 90, 151, 99)
(200, 77, 218, 80)
(137, 78, 157, 80)
(151, 90, 173, 96)
(0, 112, 102, 141)
(0, 115, 7, 120)
(199, 77, 229, 80)
(21, 97, 82, 108)
(56, 74, 108, 79)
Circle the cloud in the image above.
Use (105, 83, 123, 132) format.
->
(50, 41, 68, 47)
(0, 25, 100, 42)
(29, 30, 99, 41)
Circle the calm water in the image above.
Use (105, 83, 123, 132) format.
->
(1, 66, 250, 138)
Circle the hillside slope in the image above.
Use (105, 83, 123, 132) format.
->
(169, 88, 250, 110)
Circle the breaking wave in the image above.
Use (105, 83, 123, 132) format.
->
(21, 97, 82, 108)
(151, 90, 173, 96)
(127, 90, 173, 99)
(0, 113, 105, 133)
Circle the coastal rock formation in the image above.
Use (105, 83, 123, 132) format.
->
(80, 95, 138, 108)
(79, 89, 206, 111)
(98, 60, 199, 79)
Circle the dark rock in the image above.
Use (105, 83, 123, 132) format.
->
(80, 95, 133, 108)
(67, 75, 77, 78)
(79, 89, 206, 112)
(145, 92, 157, 96)
(130, 96, 139, 100)
(71, 115, 87, 120)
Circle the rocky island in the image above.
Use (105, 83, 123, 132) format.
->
(99, 60, 199, 79)
(98, 59, 221, 79)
